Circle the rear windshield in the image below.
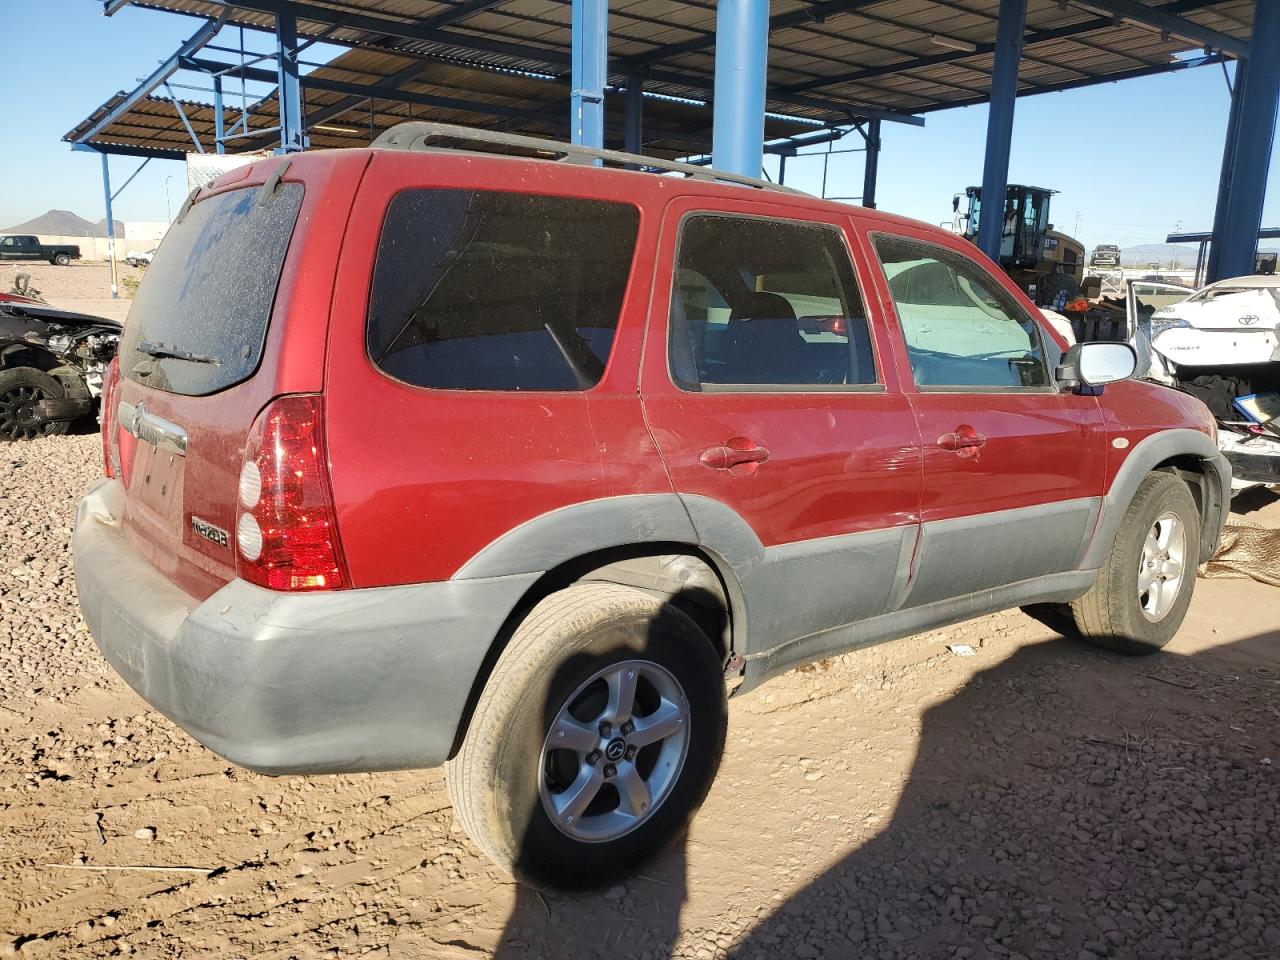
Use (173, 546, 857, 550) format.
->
(366, 189, 639, 391)
(120, 182, 304, 396)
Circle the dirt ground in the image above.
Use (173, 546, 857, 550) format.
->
(1, 437, 1278, 960)
(5, 262, 140, 323)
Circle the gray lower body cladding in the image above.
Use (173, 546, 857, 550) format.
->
(74, 479, 537, 775)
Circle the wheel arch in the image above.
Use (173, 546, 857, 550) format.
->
(1085, 428, 1229, 569)
(447, 522, 749, 761)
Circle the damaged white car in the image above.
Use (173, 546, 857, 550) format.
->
(1129, 275, 1280, 490)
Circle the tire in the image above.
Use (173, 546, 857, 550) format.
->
(447, 582, 727, 891)
(0, 367, 71, 441)
(1071, 472, 1200, 654)
(52, 253, 70, 266)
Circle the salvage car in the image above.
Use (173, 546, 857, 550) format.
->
(75, 123, 1229, 891)
(125, 249, 156, 268)
(0, 300, 120, 440)
(1130, 275, 1280, 487)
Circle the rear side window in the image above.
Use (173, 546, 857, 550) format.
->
(367, 189, 639, 391)
(121, 182, 304, 396)
(668, 215, 876, 390)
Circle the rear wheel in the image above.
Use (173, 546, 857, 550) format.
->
(0, 368, 71, 441)
(52, 253, 70, 266)
(1071, 472, 1200, 654)
(447, 582, 727, 891)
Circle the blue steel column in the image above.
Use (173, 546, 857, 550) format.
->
(1207, 58, 1246, 284)
(1211, 0, 1280, 282)
(976, 0, 1027, 262)
(100, 153, 119, 300)
(625, 74, 643, 154)
(570, 0, 607, 148)
(711, 0, 769, 177)
(213, 74, 226, 155)
(275, 11, 305, 153)
(862, 119, 881, 209)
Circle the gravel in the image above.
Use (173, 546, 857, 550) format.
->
(1, 434, 1277, 959)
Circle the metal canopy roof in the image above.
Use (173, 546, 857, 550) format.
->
(65, 46, 828, 159)
(70, 0, 1254, 158)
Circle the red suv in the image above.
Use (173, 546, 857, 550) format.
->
(75, 123, 1228, 891)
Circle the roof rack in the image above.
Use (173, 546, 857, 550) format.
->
(372, 121, 805, 195)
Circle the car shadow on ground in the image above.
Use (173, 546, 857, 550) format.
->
(494, 622, 1279, 960)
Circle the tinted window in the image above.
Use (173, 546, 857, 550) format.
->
(873, 235, 1049, 389)
(121, 182, 304, 396)
(669, 216, 875, 389)
(367, 190, 639, 391)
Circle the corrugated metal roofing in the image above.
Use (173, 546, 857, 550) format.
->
(64, 47, 825, 158)
(67, 0, 1255, 156)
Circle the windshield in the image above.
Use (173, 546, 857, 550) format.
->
(121, 182, 304, 396)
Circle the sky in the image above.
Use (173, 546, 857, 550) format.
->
(1, 0, 1277, 253)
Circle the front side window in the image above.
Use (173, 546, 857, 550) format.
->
(668, 215, 876, 390)
(367, 189, 639, 391)
(872, 235, 1050, 389)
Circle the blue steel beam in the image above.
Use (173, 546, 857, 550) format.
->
(72, 17, 221, 147)
(778, 0, 1229, 94)
(913, 51, 1227, 111)
(861, 118, 880, 209)
(1212, 0, 1280, 281)
(423, 0, 511, 29)
(976, 0, 1027, 262)
(72, 142, 187, 162)
(185, 0, 920, 125)
(213, 75, 226, 153)
(110, 157, 152, 201)
(162, 80, 206, 152)
(625, 75, 643, 155)
(275, 10, 305, 152)
(100, 153, 119, 300)
(626, 0, 884, 64)
(182, 56, 554, 124)
(712, 0, 770, 176)
(570, 0, 607, 148)
(1069, 0, 1248, 57)
(1207, 57, 1247, 283)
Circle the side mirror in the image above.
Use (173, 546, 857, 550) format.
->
(1056, 342, 1136, 392)
(952, 196, 960, 213)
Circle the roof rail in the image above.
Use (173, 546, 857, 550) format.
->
(372, 121, 805, 195)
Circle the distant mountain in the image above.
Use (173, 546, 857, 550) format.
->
(1, 210, 126, 238)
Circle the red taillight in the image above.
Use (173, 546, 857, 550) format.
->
(235, 395, 348, 592)
(100, 357, 120, 478)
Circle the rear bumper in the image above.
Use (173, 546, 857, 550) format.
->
(73, 479, 538, 775)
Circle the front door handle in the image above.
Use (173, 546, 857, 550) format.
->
(937, 425, 987, 452)
(700, 438, 771, 470)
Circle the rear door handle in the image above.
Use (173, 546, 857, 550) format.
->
(700, 438, 771, 470)
(937, 425, 987, 452)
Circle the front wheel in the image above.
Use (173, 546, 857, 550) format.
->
(1071, 472, 1200, 654)
(447, 582, 727, 891)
